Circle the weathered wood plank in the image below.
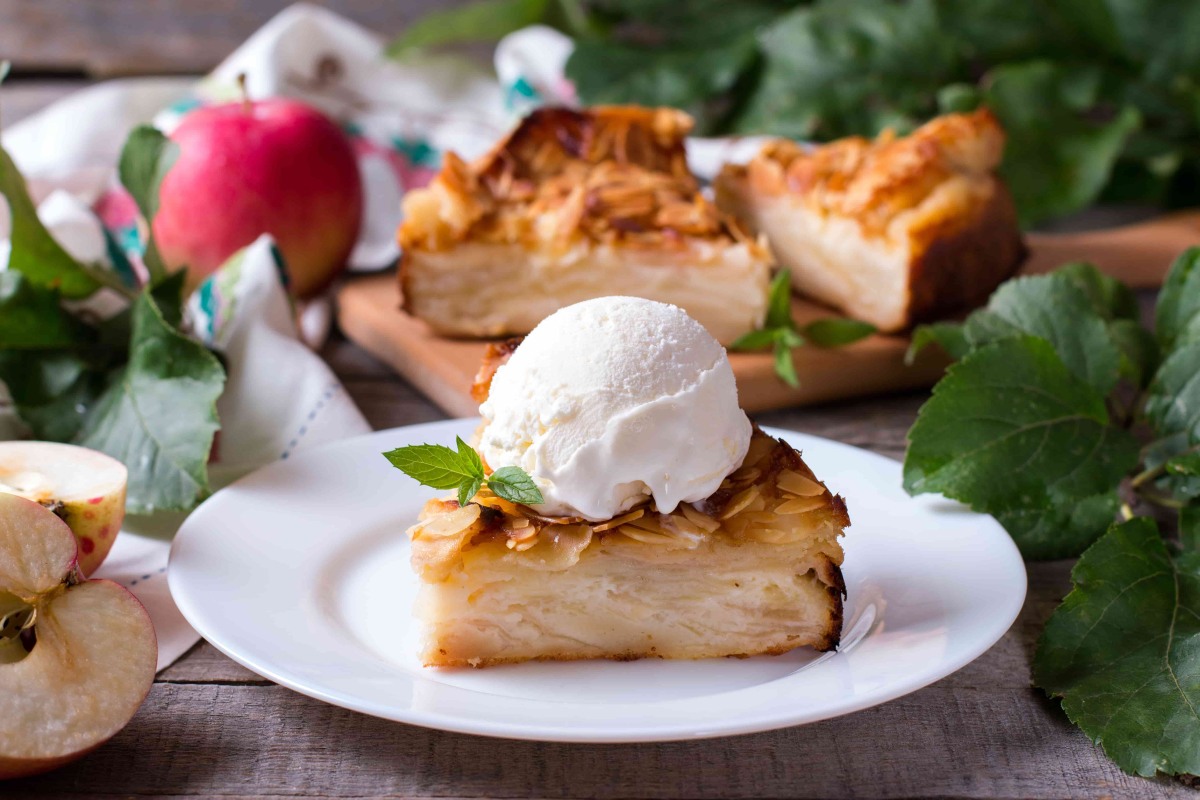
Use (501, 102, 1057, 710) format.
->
(10, 680, 1189, 800)
(0, 0, 471, 76)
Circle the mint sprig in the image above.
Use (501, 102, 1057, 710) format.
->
(731, 269, 876, 387)
(383, 437, 544, 507)
(904, 248, 1200, 777)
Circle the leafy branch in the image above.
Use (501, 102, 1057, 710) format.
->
(905, 248, 1200, 777)
(0, 122, 225, 513)
(730, 270, 875, 386)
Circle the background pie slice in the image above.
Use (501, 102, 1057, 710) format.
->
(715, 109, 1026, 332)
(398, 106, 771, 346)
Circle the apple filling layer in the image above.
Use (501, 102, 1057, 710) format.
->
(408, 430, 848, 668)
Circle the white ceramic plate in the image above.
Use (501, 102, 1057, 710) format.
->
(169, 420, 1026, 743)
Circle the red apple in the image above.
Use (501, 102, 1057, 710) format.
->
(0, 494, 156, 779)
(153, 98, 363, 298)
(0, 442, 127, 578)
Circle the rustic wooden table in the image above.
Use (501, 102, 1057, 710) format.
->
(2, 61, 1193, 800)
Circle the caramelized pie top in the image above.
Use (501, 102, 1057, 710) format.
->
(717, 109, 1007, 240)
(399, 105, 761, 254)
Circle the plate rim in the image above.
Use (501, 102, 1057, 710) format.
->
(168, 418, 1028, 743)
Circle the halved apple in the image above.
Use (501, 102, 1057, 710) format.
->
(0, 493, 156, 779)
(0, 442, 128, 576)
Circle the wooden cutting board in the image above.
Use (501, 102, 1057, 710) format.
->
(336, 211, 1197, 418)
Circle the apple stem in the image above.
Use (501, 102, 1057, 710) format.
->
(237, 72, 251, 114)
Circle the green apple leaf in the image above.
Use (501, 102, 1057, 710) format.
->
(993, 491, 1119, 561)
(76, 291, 225, 513)
(0, 142, 101, 299)
(983, 60, 1141, 226)
(1034, 518, 1200, 777)
(962, 271, 1122, 395)
(907, 322, 969, 364)
(904, 336, 1139, 519)
(488, 465, 544, 505)
(386, 0, 550, 55)
(0, 271, 92, 350)
(118, 125, 178, 224)
(0, 350, 104, 443)
(1057, 261, 1141, 322)
(1156, 247, 1200, 349)
(1145, 338, 1200, 444)
(1182, 506, 1200, 551)
(1167, 452, 1200, 478)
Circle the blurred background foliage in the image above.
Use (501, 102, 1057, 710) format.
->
(390, 0, 1200, 228)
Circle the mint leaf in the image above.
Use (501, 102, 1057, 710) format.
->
(488, 466, 544, 505)
(76, 291, 225, 513)
(800, 318, 876, 348)
(382, 441, 483, 491)
(765, 269, 793, 330)
(904, 336, 1139, 519)
(386, 0, 549, 55)
(1156, 247, 1200, 349)
(963, 271, 1122, 395)
(458, 475, 483, 508)
(1034, 518, 1200, 777)
(729, 328, 777, 351)
(907, 322, 969, 364)
(773, 338, 799, 388)
(1145, 338, 1200, 444)
(0, 142, 101, 299)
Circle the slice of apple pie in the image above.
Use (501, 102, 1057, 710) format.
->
(408, 428, 848, 668)
(715, 109, 1026, 332)
(398, 105, 771, 345)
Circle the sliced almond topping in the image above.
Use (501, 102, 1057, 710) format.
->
(720, 486, 760, 520)
(680, 504, 721, 533)
(778, 470, 826, 497)
(414, 503, 481, 539)
(775, 496, 829, 515)
(592, 508, 645, 532)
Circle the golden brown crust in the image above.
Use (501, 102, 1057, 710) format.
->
(720, 109, 1007, 237)
(469, 337, 523, 405)
(398, 106, 765, 316)
(905, 181, 1026, 324)
(714, 109, 1025, 330)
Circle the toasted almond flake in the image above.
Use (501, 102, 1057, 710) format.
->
(415, 503, 480, 539)
(720, 486, 760, 520)
(592, 508, 645, 532)
(681, 504, 721, 532)
(660, 513, 705, 538)
(776, 496, 829, 514)
(778, 470, 826, 497)
(625, 515, 665, 534)
(511, 517, 533, 530)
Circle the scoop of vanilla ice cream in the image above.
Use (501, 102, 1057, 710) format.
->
(477, 296, 752, 521)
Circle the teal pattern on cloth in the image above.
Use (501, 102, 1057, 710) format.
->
(392, 136, 440, 169)
(505, 76, 541, 113)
